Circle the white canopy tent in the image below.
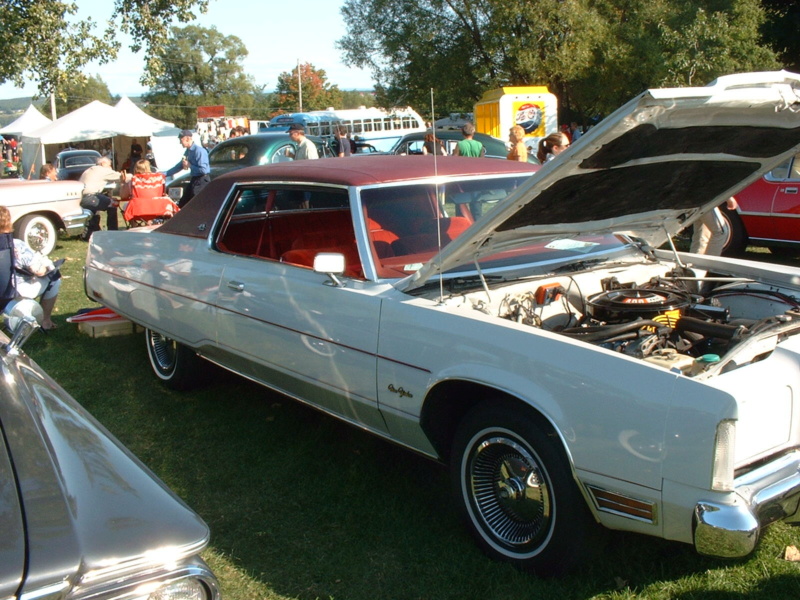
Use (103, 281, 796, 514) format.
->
(20, 101, 120, 178)
(20, 99, 185, 179)
(0, 104, 52, 137)
(112, 97, 183, 173)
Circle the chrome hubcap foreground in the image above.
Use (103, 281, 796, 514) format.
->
(469, 435, 552, 548)
(28, 224, 48, 252)
(148, 330, 177, 371)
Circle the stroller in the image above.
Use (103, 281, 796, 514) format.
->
(123, 172, 180, 227)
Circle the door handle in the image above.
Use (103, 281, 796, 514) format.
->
(226, 281, 245, 292)
(783, 187, 798, 194)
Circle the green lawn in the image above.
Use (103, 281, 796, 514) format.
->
(24, 236, 800, 600)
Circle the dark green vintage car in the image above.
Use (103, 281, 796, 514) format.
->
(167, 132, 334, 201)
(388, 129, 539, 163)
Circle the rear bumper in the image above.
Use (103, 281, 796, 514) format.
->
(63, 209, 92, 235)
(694, 450, 800, 557)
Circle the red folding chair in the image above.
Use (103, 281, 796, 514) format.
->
(124, 172, 180, 227)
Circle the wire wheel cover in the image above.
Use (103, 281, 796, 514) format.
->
(468, 435, 553, 548)
(148, 330, 177, 371)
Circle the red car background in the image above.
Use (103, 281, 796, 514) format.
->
(723, 151, 800, 255)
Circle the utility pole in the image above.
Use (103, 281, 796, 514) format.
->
(297, 59, 303, 113)
(50, 92, 57, 120)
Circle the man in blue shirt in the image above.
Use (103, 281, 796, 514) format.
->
(165, 130, 210, 207)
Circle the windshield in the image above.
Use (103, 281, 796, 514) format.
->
(359, 174, 628, 279)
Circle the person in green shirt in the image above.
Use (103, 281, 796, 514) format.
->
(454, 123, 485, 157)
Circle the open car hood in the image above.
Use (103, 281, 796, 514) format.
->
(402, 71, 800, 292)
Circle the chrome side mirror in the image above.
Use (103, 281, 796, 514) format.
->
(3, 299, 43, 355)
(313, 252, 346, 287)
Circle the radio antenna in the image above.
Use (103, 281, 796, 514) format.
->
(430, 88, 445, 303)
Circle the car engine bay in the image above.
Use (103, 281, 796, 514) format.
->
(443, 258, 800, 378)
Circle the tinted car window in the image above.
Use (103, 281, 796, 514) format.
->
(210, 144, 250, 166)
(64, 156, 97, 167)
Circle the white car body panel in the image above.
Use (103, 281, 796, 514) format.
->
(84, 72, 800, 565)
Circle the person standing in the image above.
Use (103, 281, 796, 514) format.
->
(453, 123, 485, 157)
(164, 130, 210, 207)
(507, 125, 528, 162)
(691, 197, 739, 256)
(78, 156, 126, 240)
(569, 122, 583, 142)
(422, 131, 447, 155)
(333, 127, 352, 157)
(287, 123, 319, 160)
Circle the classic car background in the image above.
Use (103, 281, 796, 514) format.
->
(0, 178, 90, 254)
(724, 150, 800, 255)
(54, 148, 102, 181)
(167, 132, 335, 201)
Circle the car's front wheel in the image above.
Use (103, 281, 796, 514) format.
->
(451, 402, 594, 575)
(14, 214, 57, 255)
(719, 206, 747, 256)
(145, 328, 203, 390)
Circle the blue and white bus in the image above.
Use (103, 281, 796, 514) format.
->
(266, 106, 426, 152)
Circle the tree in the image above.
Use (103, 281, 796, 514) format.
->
(761, 0, 800, 73)
(337, 0, 779, 120)
(0, 0, 209, 97)
(143, 25, 262, 128)
(48, 75, 115, 115)
(273, 63, 344, 113)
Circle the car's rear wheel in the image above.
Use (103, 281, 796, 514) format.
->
(451, 402, 594, 575)
(145, 328, 203, 390)
(14, 214, 57, 255)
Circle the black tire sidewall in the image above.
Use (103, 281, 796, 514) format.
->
(145, 328, 197, 390)
(450, 402, 591, 575)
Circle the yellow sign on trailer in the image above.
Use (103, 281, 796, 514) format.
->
(474, 86, 558, 149)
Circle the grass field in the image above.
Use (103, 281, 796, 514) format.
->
(22, 235, 800, 600)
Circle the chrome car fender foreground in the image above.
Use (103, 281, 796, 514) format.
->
(0, 301, 221, 600)
(694, 450, 800, 557)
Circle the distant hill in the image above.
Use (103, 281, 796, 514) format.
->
(0, 97, 38, 128)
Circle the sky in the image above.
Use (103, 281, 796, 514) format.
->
(0, 0, 375, 100)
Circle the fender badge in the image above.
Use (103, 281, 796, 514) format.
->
(387, 384, 413, 398)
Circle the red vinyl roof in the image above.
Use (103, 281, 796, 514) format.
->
(160, 156, 537, 238)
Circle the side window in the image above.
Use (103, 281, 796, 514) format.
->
(405, 141, 424, 155)
(268, 144, 295, 163)
(768, 158, 793, 181)
(217, 186, 361, 277)
(790, 153, 800, 180)
(210, 144, 249, 165)
(233, 188, 271, 216)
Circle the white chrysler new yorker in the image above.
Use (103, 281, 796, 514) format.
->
(85, 72, 800, 574)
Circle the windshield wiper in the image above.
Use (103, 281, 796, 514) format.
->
(446, 275, 505, 292)
(554, 257, 609, 273)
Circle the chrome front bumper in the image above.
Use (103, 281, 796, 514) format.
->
(694, 450, 800, 557)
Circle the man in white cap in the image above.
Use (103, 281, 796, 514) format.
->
(164, 129, 210, 207)
(287, 123, 319, 160)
